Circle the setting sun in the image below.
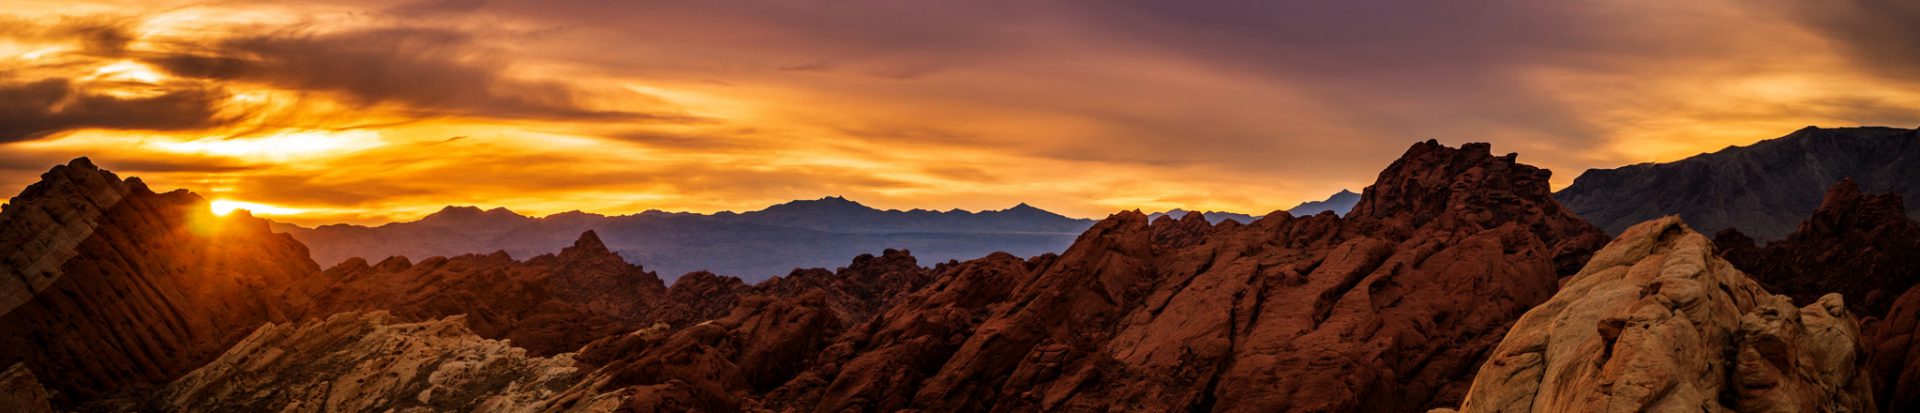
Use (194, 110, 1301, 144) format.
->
(208, 199, 307, 216)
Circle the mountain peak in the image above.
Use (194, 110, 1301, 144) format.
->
(565, 230, 611, 255)
(1350, 140, 1543, 225)
(816, 195, 859, 204)
(417, 205, 533, 231)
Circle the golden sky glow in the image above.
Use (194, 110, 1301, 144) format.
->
(4, 0, 1919, 226)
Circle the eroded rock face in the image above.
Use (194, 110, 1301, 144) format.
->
(0, 159, 325, 402)
(150, 311, 613, 413)
(0, 158, 130, 314)
(748, 140, 1607, 412)
(303, 231, 673, 356)
(1452, 217, 1874, 413)
(1717, 178, 1920, 316)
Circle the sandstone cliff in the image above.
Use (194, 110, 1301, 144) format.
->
(0, 158, 325, 403)
(0, 158, 130, 314)
(303, 231, 674, 356)
(1449, 217, 1874, 412)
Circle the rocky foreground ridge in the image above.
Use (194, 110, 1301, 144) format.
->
(1443, 217, 1874, 412)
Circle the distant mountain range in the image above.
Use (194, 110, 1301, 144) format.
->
(1287, 189, 1360, 216)
(1146, 189, 1359, 224)
(1556, 126, 1920, 239)
(272, 197, 1097, 281)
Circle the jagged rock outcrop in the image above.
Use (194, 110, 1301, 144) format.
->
(1449, 217, 1874, 412)
(0, 159, 325, 403)
(303, 231, 674, 356)
(1557, 126, 1920, 239)
(743, 140, 1607, 412)
(0, 158, 132, 314)
(0, 364, 53, 413)
(148, 311, 615, 413)
(1717, 179, 1920, 316)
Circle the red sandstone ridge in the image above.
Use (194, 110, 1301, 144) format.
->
(698, 140, 1607, 412)
(1716, 178, 1920, 316)
(304, 230, 673, 355)
(0, 158, 325, 403)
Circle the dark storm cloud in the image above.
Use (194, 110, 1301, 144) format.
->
(0, 15, 137, 54)
(144, 27, 691, 121)
(0, 78, 230, 142)
(1778, 0, 1920, 82)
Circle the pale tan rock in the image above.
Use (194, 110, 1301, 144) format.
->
(1453, 217, 1875, 412)
(154, 311, 614, 413)
(0, 363, 53, 413)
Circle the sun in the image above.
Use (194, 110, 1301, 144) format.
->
(209, 200, 307, 216)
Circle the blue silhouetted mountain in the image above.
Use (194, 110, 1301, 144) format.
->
(1556, 126, 1920, 239)
(1145, 209, 1260, 224)
(1287, 189, 1360, 217)
(271, 198, 1095, 282)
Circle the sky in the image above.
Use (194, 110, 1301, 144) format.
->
(3, 0, 1919, 226)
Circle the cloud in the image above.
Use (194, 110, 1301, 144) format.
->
(144, 26, 689, 121)
(0, 78, 229, 142)
(1775, 0, 1920, 83)
(0, 15, 136, 54)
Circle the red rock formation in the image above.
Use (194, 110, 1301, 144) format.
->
(736, 140, 1609, 412)
(1717, 178, 1920, 316)
(0, 159, 324, 402)
(303, 231, 674, 355)
(1875, 286, 1920, 411)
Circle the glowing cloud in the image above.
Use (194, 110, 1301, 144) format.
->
(150, 130, 385, 161)
(209, 199, 307, 216)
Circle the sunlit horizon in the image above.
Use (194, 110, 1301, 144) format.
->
(6, 0, 1920, 226)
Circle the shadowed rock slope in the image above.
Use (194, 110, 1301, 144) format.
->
(1717, 179, 1920, 317)
(148, 311, 612, 413)
(303, 231, 675, 356)
(0, 158, 325, 403)
(1557, 126, 1920, 240)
